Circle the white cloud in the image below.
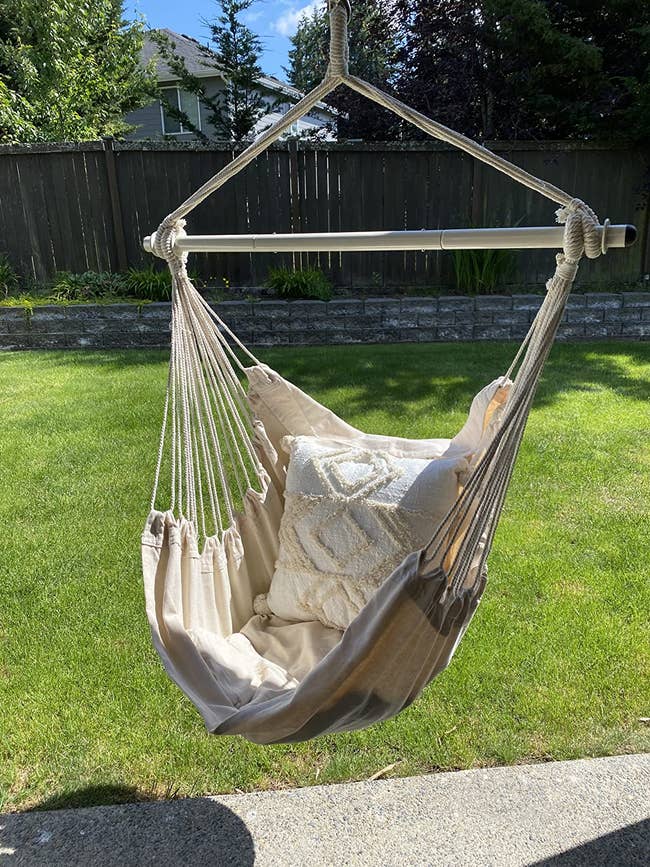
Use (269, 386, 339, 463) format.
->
(274, 1, 322, 37)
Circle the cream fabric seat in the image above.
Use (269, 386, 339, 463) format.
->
(143, 368, 509, 742)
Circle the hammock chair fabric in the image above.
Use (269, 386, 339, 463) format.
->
(142, 0, 615, 743)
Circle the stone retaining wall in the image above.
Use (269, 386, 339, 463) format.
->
(1, 293, 648, 351)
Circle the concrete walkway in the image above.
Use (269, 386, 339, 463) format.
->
(1, 754, 648, 866)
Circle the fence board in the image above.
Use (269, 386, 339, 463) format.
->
(0, 141, 646, 289)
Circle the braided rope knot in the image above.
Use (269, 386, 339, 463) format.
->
(556, 198, 602, 263)
(151, 218, 188, 267)
(327, 1, 350, 78)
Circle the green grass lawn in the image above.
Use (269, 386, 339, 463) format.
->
(1, 341, 648, 812)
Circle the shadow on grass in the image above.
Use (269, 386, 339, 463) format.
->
(20, 340, 650, 425)
(27, 784, 153, 812)
(264, 340, 650, 417)
(1, 788, 255, 866)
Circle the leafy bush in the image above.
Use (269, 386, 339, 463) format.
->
(123, 265, 173, 302)
(266, 266, 333, 301)
(49, 271, 126, 302)
(452, 248, 517, 295)
(0, 254, 20, 297)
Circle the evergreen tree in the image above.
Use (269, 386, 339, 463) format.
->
(0, 0, 154, 143)
(394, 0, 649, 141)
(287, 0, 400, 141)
(545, 1, 650, 140)
(153, 0, 267, 144)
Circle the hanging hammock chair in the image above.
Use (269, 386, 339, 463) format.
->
(141, 0, 636, 744)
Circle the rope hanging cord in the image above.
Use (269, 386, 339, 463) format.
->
(148, 0, 607, 267)
(146, 0, 609, 542)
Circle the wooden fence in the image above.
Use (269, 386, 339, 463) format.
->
(0, 139, 648, 289)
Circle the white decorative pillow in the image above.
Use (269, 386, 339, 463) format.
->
(258, 437, 468, 630)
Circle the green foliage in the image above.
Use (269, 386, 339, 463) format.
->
(266, 266, 333, 300)
(0, 0, 156, 143)
(452, 248, 516, 295)
(152, 0, 267, 144)
(123, 265, 172, 302)
(0, 253, 19, 296)
(393, 0, 650, 141)
(49, 270, 126, 302)
(287, 0, 400, 140)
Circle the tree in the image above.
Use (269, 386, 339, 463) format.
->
(394, 0, 649, 141)
(0, 0, 155, 143)
(543, 1, 650, 140)
(152, 0, 268, 144)
(287, 0, 400, 141)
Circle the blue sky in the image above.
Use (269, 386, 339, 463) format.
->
(127, 0, 322, 80)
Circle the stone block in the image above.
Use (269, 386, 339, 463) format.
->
(364, 298, 402, 315)
(6, 317, 32, 335)
(138, 302, 172, 320)
(288, 300, 327, 315)
(566, 310, 603, 324)
(101, 332, 143, 348)
(586, 323, 623, 338)
(401, 297, 438, 315)
(291, 330, 329, 346)
(418, 311, 455, 327)
(269, 317, 293, 332)
(0, 335, 32, 350)
(250, 330, 281, 347)
(396, 313, 418, 328)
(474, 295, 513, 311)
(624, 322, 650, 338)
(473, 325, 513, 340)
(31, 333, 70, 349)
(511, 323, 532, 340)
(512, 295, 543, 312)
(494, 313, 531, 327)
(317, 315, 351, 332)
(621, 291, 650, 307)
(556, 323, 586, 340)
(473, 312, 494, 325)
(603, 309, 640, 323)
(326, 299, 364, 316)
(438, 325, 473, 341)
(585, 293, 622, 310)
(0, 307, 29, 323)
(65, 333, 96, 349)
(216, 300, 253, 315)
(136, 321, 171, 335)
(249, 301, 289, 321)
(377, 328, 401, 344)
(438, 296, 473, 313)
(28, 309, 68, 332)
(415, 328, 439, 343)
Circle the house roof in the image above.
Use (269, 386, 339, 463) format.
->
(144, 29, 334, 114)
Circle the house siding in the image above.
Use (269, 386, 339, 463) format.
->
(126, 76, 334, 141)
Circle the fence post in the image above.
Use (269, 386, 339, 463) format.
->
(102, 137, 128, 272)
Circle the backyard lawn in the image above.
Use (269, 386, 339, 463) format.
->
(0, 341, 648, 812)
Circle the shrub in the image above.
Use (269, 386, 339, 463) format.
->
(452, 248, 517, 295)
(49, 271, 126, 302)
(123, 265, 173, 302)
(266, 266, 333, 301)
(0, 254, 20, 297)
